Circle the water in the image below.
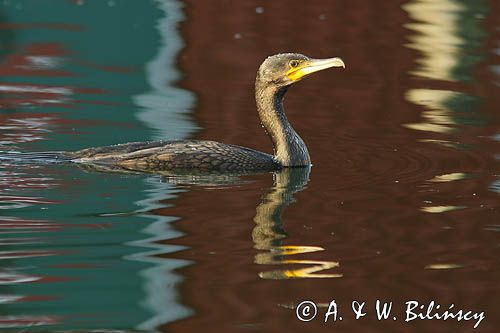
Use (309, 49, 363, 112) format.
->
(0, 0, 499, 332)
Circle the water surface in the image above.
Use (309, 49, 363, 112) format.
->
(0, 0, 499, 332)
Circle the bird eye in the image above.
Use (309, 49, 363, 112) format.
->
(289, 60, 300, 68)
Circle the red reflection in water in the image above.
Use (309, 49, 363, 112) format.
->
(0, 250, 58, 260)
(0, 21, 133, 331)
(0, 294, 58, 304)
(0, 272, 41, 284)
(0, 43, 73, 77)
(19, 295, 59, 302)
(0, 113, 58, 145)
(0, 83, 109, 109)
(0, 42, 108, 110)
(0, 195, 59, 205)
(0, 315, 61, 328)
(0, 270, 74, 285)
(161, 1, 500, 333)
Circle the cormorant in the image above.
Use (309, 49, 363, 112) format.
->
(1, 53, 345, 173)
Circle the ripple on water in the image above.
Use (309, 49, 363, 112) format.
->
(324, 130, 445, 189)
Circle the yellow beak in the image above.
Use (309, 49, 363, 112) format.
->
(287, 57, 345, 81)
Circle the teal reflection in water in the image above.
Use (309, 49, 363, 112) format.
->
(0, 0, 196, 150)
(0, 0, 195, 331)
(0, 167, 170, 330)
(134, 0, 197, 141)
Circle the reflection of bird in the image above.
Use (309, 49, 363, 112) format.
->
(1, 53, 344, 172)
(252, 167, 342, 280)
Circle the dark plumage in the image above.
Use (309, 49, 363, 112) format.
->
(0, 53, 345, 173)
(68, 140, 280, 172)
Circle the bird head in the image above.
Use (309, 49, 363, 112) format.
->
(257, 53, 345, 87)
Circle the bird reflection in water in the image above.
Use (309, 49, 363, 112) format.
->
(252, 167, 342, 279)
(133, 167, 342, 280)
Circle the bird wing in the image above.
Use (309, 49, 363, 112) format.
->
(71, 140, 279, 172)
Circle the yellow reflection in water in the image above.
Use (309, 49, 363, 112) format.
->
(420, 205, 466, 213)
(425, 263, 464, 270)
(418, 139, 461, 148)
(252, 169, 342, 280)
(402, 0, 465, 81)
(428, 172, 467, 182)
(403, 89, 459, 134)
(256, 245, 342, 280)
(402, 0, 469, 135)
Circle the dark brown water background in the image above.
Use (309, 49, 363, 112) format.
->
(0, 0, 499, 332)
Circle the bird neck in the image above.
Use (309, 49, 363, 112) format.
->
(255, 81, 310, 167)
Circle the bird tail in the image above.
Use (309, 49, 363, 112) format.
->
(0, 151, 73, 164)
